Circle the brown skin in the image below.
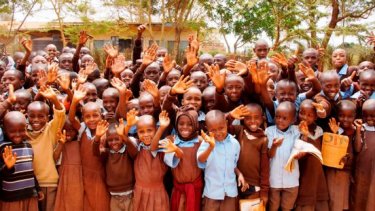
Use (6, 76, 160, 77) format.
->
(203, 86, 216, 112)
(159, 86, 171, 106)
(144, 62, 161, 83)
(332, 49, 347, 70)
(45, 44, 58, 59)
(224, 75, 244, 102)
(296, 71, 312, 93)
(275, 80, 297, 103)
(82, 102, 102, 133)
(243, 104, 263, 132)
(13, 90, 32, 112)
(92, 78, 109, 99)
(139, 93, 155, 116)
(177, 115, 195, 139)
(205, 110, 228, 141)
(363, 99, 375, 126)
(213, 54, 227, 69)
(358, 70, 375, 97)
(3, 111, 27, 144)
(166, 69, 181, 87)
(302, 48, 319, 67)
(320, 71, 340, 100)
(2, 70, 24, 91)
(198, 54, 214, 72)
(253, 40, 269, 59)
(83, 83, 98, 104)
(298, 100, 318, 127)
(191, 71, 208, 92)
(136, 115, 156, 145)
(127, 99, 140, 112)
(337, 101, 356, 130)
(106, 127, 125, 152)
(27, 102, 50, 131)
(102, 88, 119, 113)
(266, 79, 275, 100)
(59, 53, 73, 70)
(182, 87, 202, 111)
(31, 55, 48, 66)
(275, 101, 295, 131)
(268, 62, 279, 82)
(120, 69, 134, 88)
(358, 61, 374, 73)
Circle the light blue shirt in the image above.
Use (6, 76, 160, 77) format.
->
(266, 93, 307, 124)
(164, 136, 199, 168)
(266, 125, 300, 188)
(351, 91, 375, 99)
(340, 84, 355, 99)
(197, 134, 240, 200)
(338, 64, 349, 79)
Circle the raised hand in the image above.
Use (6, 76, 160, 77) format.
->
(137, 24, 146, 37)
(115, 118, 126, 137)
(271, 53, 288, 68)
(201, 130, 215, 148)
(230, 105, 251, 120)
(170, 75, 194, 95)
(2, 146, 17, 169)
(298, 121, 310, 137)
(159, 138, 179, 153)
(185, 36, 199, 67)
(7, 84, 16, 104)
(77, 69, 88, 84)
(225, 60, 247, 76)
(162, 54, 175, 73)
(57, 129, 67, 144)
(78, 31, 89, 46)
(316, 44, 325, 58)
(71, 78, 78, 91)
(188, 34, 199, 51)
(111, 77, 127, 93)
(111, 55, 126, 76)
(341, 71, 356, 90)
(103, 43, 118, 58)
(126, 108, 139, 127)
(312, 102, 326, 118)
(272, 138, 284, 148)
(96, 120, 109, 138)
(21, 38, 33, 52)
(205, 63, 225, 92)
(47, 63, 59, 83)
(329, 118, 340, 134)
(298, 63, 315, 79)
(72, 85, 87, 102)
(37, 70, 48, 88)
(353, 119, 362, 131)
(83, 61, 97, 76)
(257, 60, 270, 85)
(39, 85, 57, 100)
(57, 73, 70, 90)
(143, 79, 159, 99)
(159, 110, 170, 128)
(142, 43, 158, 66)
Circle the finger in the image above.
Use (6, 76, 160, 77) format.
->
(349, 71, 356, 80)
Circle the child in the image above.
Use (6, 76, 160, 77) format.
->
(132, 111, 171, 211)
(190, 71, 208, 92)
(163, 105, 203, 211)
(295, 99, 329, 211)
(53, 120, 84, 211)
(266, 101, 300, 211)
(352, 99, 375, 211)
(93, 118, 138, 211)
(202, 86, 216, 112)
(325, 100, 357, 211)
(228, 103, 270, 205)
(69, 87, 110, 211)
(253, 39, 270, 60)
(350, 69, 375, 106)
(197, 110, 241, 210)
(102, 87, 119, 122)
(0, 111, 43, 211)
(26, 85, 65, 211)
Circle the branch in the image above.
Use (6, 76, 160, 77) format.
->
(337, 5, 375, 22)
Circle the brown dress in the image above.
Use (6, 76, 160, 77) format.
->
(54, 141, 84, 211)
(80, 133, 110, 211)
(133, 148, 169, 211)
(352, 130, 375, 211)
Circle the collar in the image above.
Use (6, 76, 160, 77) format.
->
(275, 125, 293, 135)
(27, 124, 47, 135)
(308, 126, 323, 140)
(198, 111, 205, 121)
(320, 90, 340, 101)
(110, 145, 126, 154)
(137, 142, 152, 151)
(338, 64, 349, 76)
(243, 128, 265, 140)
(363, 123, 375, 132)
(216, 134, 233, 144)
(174, 136, 199, 146)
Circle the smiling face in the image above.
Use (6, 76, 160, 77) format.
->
(106, 126, 124, 152)
(224, 75, 244, 102)
(144, 62, 161, 83)
(359, 70, 375, 97)
(166, 69, 181, 87)
(296, 71, 312, 93)
(320, 71, 340, 100)
(13, 90, 32, 112)
(4, 111, 27, 144)
(2, 70, 23, 91)
(205, 110, 228, 141)
(363, 99, 375, 126)
(275, 80, 297, 103)
(337, 100, 356, 129)
(27, 102, 49, 131)
(137, 115, 156, 145)
(275, 102, 295, 131)
(243, 104, 263, 132)
(102, 88, 119, 113)
(298, 100, 317, 126)
(63, 120, 78, 142)
(139, 93, 155, 116)
(120, 69, 134, 87)
(82, 102, 102, 130)
(177, 115, 194, 139)
(182, 87, 202, 111)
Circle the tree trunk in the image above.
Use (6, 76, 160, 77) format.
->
(222, 33, 231, 53)
(306, 0, 318, 47)
(174, 25, 182, 62)
(160, 0, 166, 47)
(321, 0, 339, 50)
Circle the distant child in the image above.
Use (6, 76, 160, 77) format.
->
(53, 120, 84, 211)
(0, 111, 43, 211)
(26, 86, 66, 211)
(266, 101, 300, 211)
(295, 99, 329, 211)
(197, 110, 241, 210)
(352, 99, 375, 211)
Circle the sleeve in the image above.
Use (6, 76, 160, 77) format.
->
(50, 106, 67, 145)
(196, 141, 211, 169)
(132, 38, 143, 65)
(259, 138, 270, 198)
(164, 152, 180, 168)
(340, 84, 355, 99)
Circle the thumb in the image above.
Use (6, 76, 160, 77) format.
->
(349, 71, 356, 80)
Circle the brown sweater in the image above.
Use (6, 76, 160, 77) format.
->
(229, 126, 270, 198)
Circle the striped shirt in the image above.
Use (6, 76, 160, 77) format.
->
(0, 140, 39, 201)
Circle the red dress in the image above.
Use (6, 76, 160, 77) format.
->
(133, 148, 169, 211)
(54, 141, 84, 211)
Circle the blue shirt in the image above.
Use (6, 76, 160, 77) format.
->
(351, 91, 375, 99)
(197, 134, 240, 200)
(266, 93, 307, 124)
(266, 125, 300, 188)
(164, 136, 199, 168)
(338, 64, 349, 79)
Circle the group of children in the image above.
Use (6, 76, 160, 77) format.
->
(0, 25, 374, 211)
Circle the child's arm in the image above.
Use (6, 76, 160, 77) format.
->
(182, 35, 199, 76)
(57, 73, 73, 103)
(353, 119, 363, 153)
(197, 130, 216, 163)
(111, 77, 131, 119)
(53, 129, 66, 162)
(133, 25, 145, 65)
(158, 54, 176, 87)
(143, 79, 161, 108)
(0, 84, 16, 119)
(69, 86, 87, 130)
(93, 120, 109, 157)
(205, 63, 230, 110)
(160, 137, 184, 158)
(150, 110, 170, 151)
(257, 61, 275, 116)
(298, 63, 322, 98)
(235, 168, 249, 193)
(268, 138, 284, 158)
(116, 117, 138, 158)
(19, 38, 32, 73)
(72, 31, 89, 73)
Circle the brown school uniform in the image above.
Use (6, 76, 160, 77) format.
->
(0, 198, 38, 211)
(170, 142, 203, 211)
(133, 148, 169, 211)
(325, 130, 354, 211)
(352, 130, 375, 211)
(54, 141, 84, 211)
(295, 128, 329, 211)
(80, 133, 110, 211)
(229, 126, 270, 200)
(313, 93, 341, 131)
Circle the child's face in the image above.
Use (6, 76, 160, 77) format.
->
(359, 74, 375, 97)
(120, 69, 134, 87)
(82, 107, 102, 130)
(268, 63, 279, 81)
(206, 117, 228, 141)
(275, 82, 297, 103)
(59, 54, 73, 70)
(64, 122, 78, 142)
(83, 86, 98, 104)
(177, 115, 194, 139)
(102, 94, 118, 113)
(332, 49, 347, 69)
(296, 71, 312, 93)
(2, 71, 23, 90)
(321, 76, 340, 100)
(27, 104, 49, 131)
(303, 51, 318, 67)
(224, 78, 244, 102)
(107, 130, 124, 152)
(144, 66, 160, 83)
(5, 120, 26, 144)
(13, 93, 31, 112)
(159, 87, 171, 105)
(363, 105, 375, 126)
(166, 71, 180, 87)
(182, 88, 202, 111)
(139, 96, 155, 116)
(137, 120, 156, 145)
(191, 72, 208, 92)
(358, 61, 374, 73)
(127, 100, 139, 112)
(203, 91, 215, 111)
(254, 44, 269, 59)
(266, 79, 275, 99)
(298, 103, 317, 126)
(31, 69, 42, 87)
(338, 106, 356, 129)
(243, 106, 263, 132)
(275, 108, 294, 131)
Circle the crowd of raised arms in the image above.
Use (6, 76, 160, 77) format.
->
(0, 25, 375, 211)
